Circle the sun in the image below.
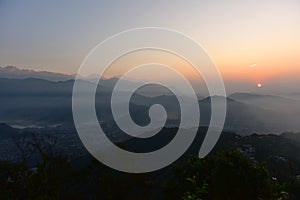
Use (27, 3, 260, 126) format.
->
(257, 83, 262, 88)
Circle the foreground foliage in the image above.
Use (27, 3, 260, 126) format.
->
(0, 146, 298, 199)
(166, 151, 286, 200)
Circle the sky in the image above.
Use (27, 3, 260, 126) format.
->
(0, 0, 299, 93)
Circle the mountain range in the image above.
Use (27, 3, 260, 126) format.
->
(0, 66, 74, 81)
(1, 66, 300, 135)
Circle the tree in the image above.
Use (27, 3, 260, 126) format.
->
(166, 150, 281, 200)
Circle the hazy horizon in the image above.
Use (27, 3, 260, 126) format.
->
(1, 64, 299, 96)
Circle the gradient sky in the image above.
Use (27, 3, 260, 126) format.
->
(0, 0, 299, 93)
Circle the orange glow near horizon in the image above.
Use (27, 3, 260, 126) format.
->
(102, 47, 300, 87)
(103, 49, 204, 83)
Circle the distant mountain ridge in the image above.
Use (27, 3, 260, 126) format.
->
(1, 66, 300, 135)
(229, 92, 300, 114)
(0, 66, 74, 81)
(1, 77, 300, 134)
